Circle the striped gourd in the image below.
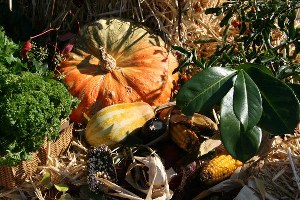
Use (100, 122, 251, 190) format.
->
(85, 102, 155, 147)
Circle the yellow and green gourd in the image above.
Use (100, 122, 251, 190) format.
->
(85, 102, 155, 147)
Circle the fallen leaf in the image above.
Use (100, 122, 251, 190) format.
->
(234, 185, 260, 200)
(192, 179, 245, 200)
(248, 176, 266, 200)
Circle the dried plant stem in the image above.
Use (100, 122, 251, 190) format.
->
(287, 148, 300, 189)
(0, 189, 18, 198)
(272, 167, 286, 182)
(9, 0, 12, 11)
(192, 15, 222, 41)
(99, 178, 143, 200)
(212, 108, 219, 125)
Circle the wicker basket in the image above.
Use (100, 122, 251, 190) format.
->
(0, 120, 74, 189)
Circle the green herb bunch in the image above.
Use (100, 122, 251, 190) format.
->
(0, 26, 24, 72)
(174, 0, 300, 162)
(0, 27, 79, 166)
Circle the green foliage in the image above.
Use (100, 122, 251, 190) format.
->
(0, 26, 79, 166)
(40, 172, 72, 200)
(26, 42, 53, 76)
(0, 71, 79, 166)
(176, 0, 300, 78)
(220, 88, 262, 162)
(232, 70, 262, 132)
(174, 0, 300, 162)
(244, 66, 300, 134)
(40, 172, 53, 189)
(176, 67, 236, 115)
(0, 26, 24, 72)
(0, 26, 56, 77)
(176, 64, 299, 162)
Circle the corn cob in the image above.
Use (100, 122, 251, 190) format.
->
(169, 123, 201, 153)
(199, 154, 243, 185)
(168, 111, 218, 154)
(87, 145, 117, 193)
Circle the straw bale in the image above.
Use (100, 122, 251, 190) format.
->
(13, 0, 237, 58)
(249, 125, 300, 199)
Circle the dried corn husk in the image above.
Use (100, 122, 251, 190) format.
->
(93, 146, 173, 200)
(163, 108, 219, 154)
(125, 152, 173, 200)
(199, 135, 222, 156)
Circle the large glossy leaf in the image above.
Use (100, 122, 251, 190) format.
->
(176, 67, 236, 116)
(235, 63, 273, 76)
(288, 83, 300, 101)
(233, 70, 262, 132)
(245, 67, 300, 135)
(220, 88, 262, 162)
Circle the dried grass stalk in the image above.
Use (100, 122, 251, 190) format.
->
(12, 0, 236, 59)
(250, 130, 300, 199)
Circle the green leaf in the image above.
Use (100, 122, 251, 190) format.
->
(176, 67, 237, 116)
(39, 172, 53, 189)
(172, 45, 191, 56)
(240, 22, 247, 35)
(222, 22, 231, 42)
(288, 83, 300, 101)
(287, 10, 297, 38)
(205, 7, 222, 15)
(233, 70, 262, 132)
(54, 183, 69, 192)
(220, 11, 233, 27)
(278, 15, 286, 30)
(235, 63, 273, 76)
(194, 38, 218, 44)
(260, 54, 276, 64)
(245, 67, 300, 134)
(220, 88, 262, 162)
(222, 52, 233, 64)
(60, 193, 73, 200)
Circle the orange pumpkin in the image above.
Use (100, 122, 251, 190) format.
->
(59, 18, 178, 123)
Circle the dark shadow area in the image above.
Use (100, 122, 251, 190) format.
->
(0, 2, 33, 42)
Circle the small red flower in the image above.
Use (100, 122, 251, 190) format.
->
(21, 40, 32, 59)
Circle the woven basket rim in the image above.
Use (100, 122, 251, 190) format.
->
(0, 120, 73, 189)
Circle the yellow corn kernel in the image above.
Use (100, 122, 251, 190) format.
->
(169, 124, 200, 153)
(199, 154, 243, 185)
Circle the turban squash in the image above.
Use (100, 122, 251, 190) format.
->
(59, 18, 178, 123)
